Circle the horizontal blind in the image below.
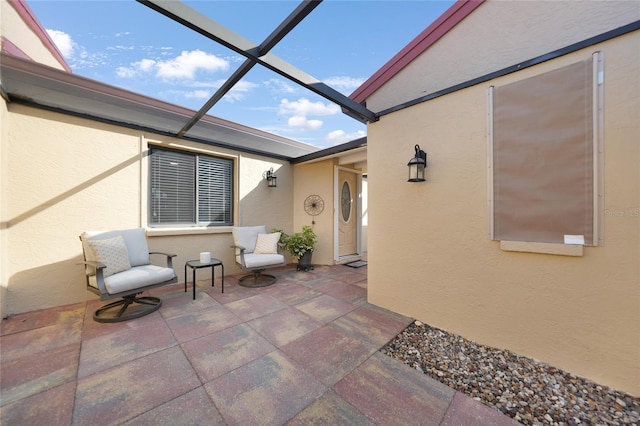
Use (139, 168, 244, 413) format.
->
(198, 156, 233, 225)
(150, 149, 196, 224)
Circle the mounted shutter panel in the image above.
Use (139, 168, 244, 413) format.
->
(198, 156, 233, 225)
(492, 59, 594, 245)
(150, 149, 196, 224)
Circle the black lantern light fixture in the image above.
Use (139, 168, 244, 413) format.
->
(265, 167, 277, 187)
(407, 144, 427, 182)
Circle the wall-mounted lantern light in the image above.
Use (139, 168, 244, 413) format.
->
(265, 167, 277, 187)
(407, 144, 427, 182)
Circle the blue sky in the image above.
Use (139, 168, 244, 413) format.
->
(27, 0, 455, 148)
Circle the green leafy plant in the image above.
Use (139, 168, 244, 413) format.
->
(272, 226, 317, 260)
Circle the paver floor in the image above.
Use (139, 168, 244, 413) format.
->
(1, 261, 519, 425)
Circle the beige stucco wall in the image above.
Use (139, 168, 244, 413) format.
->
(368, 0, 640, 112)
(292, 160, 336, 265)
(292, 159, 366, 265)
(367, 32, 640, 395)
(0, 91, 9, 320)
(2, 104, 292, 316)
(1, 0, 66, 70)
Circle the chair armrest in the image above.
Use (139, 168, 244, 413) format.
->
(78, 260, 106, 270)
(149, 252, 177, 269)
(149, 251, 177, 257)
(78, 261, 108, 295)
(231, 245, 246, 268)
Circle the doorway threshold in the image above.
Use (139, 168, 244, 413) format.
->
(336, 254, 361, 265)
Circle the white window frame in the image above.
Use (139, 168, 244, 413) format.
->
(147, 144, 236, 228)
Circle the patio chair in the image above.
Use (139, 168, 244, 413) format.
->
(80, 228, 177, 322)
(231, 226, 285, 287)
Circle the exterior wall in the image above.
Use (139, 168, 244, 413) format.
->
(2, 104, 292, 316)
(292, 160, 336, 265)
(1, 0, 68, 70)
(0, 92, 9, 320)
(367, 0, 640, 112)
(367, 32, 639, 395)
(292, 159, 366, 265)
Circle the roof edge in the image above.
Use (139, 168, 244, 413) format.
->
(7, 0, 71, 72)
(350, 0, 484, 104)
(290, 137, 366, 164)
(1, 52, 312, 151)
(1, 36, 32, 61)
(375, 19, 640, 118)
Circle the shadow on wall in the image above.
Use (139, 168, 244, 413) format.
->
(1, 154, 143, 230)
(6, 255, 92, 318)
(235, 161, 294, 241)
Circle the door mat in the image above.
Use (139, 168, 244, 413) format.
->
(345, 260, 367, 268)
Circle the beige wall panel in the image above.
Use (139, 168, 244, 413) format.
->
(293, 160, 335, 265)
(367, 36, 639, 395)
(236, 154, 292, 231)
(0, 0, 65, 70)
(4, 106, 293, 316)
(1, 97, 9, 319)
(6, 107, 143, 315)
(368, 0, 640, 112)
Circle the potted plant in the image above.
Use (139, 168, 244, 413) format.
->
(273, 226, 317, 271)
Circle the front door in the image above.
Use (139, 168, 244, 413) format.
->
(338, 170, 358, 257)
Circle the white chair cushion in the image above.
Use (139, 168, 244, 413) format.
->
(82, 228, 151, 267)
(254, 232, 281, 254)
(242, 253, 285, 269)
(84, 235, 131, 277)
(88, 264, 176, 295)
(232, 226, 267, 253)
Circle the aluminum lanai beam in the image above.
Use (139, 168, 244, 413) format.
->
(137, 0, 378, 124)
(175, 0, 322, 137)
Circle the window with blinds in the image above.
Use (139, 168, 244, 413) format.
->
(150, 148, 233, 226)
(489, 56, 602, 246)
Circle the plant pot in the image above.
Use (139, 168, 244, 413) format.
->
(296, 251, 314, 271)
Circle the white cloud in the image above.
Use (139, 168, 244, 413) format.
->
(184, 90, 211, 100)
(46, 29, 75, 58)
(224, 80, 259, 102)
(279, 98, 340, 117)
(46, 29, 108, 69)
(326, 129, 367, 145)
(323, 76, 366, 93)
(264, 78, 297, 94)
(173, 79, 258, 102)
(116, 58, 155, 78)
(117, 50, 229, 80)
(108, 45, 135, 51)
(115, 66, 136, 78)
(136, 58, 157, 72)
(288, 116, 323, 131)
(155, 50, 229, 79)
(278, 98, 340, 133)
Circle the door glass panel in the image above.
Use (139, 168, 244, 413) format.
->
(341, 181, 351, 222)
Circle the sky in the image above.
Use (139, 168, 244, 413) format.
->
(27, 0, 455, 149)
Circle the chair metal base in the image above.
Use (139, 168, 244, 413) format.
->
(93, 294, 162, 323)
(238, 270, 276, 288)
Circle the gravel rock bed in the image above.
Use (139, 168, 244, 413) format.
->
(381, 321, 640, 425)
